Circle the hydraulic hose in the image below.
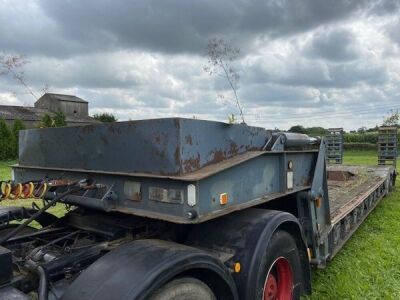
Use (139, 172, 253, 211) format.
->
(37, 266, 48, 300)
(0, 181, 11, 199)
(0, 179, 80, 201)
(0, 186, 83, 245)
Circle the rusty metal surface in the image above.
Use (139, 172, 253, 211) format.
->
(13, 151, 264, 182)
(13, 150, 318, 224)
(327, 165, 392, 222)
(13, 118, 321, 228)
(18, 118, 270, 176)
(13, 150, 318, 182)
(327, 170, 355, 181)
(326, 164, 396, 262)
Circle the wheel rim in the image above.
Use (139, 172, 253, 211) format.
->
(263, 257, 293, 300)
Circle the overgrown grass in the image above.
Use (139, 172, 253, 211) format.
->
(1, 153, 399, 298)
(307, 151, 400, 299)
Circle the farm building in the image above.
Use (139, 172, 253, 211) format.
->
(0, 93, 99, 128)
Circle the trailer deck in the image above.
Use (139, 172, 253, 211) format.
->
(326, 164, 395, 260)
(328, 165, 391, 221)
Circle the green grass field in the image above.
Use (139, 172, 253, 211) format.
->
(0, 160, 67, 217)
(1, 152, 399, 299)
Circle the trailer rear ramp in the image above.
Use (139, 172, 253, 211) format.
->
(326, 165, 395, 259)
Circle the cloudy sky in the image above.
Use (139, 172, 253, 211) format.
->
(1, 0, 399, 130)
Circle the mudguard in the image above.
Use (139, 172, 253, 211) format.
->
(186, 208, 311, 299)
(0, 206, 57, 228)
(62, 239, 238, 300)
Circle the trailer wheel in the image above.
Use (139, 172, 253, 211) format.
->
(258, 230, 302, 300)
(149, 277, 216, 300)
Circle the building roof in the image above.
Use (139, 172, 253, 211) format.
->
(0, 105, 45, 121)
(43, 93, 88, 104)
(0, 105, 97, 123)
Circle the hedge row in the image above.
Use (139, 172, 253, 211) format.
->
(344, 131, 400, 145)
(344, 132, 378, 144)
(343, 143, 377, 151)
(0, 118, 26, 160)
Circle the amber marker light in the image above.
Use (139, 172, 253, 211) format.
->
(219, 193, 228, 205)
(234, 262, 241, 273)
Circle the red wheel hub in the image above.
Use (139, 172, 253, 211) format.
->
(263, 257, 293, 300)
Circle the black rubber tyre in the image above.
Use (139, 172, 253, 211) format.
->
(255, 230, 303, 300)
(148, 277, 216, 300)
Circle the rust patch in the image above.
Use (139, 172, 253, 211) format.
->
(327, 170, 355, 181)
(174, 146, 181, 166)
(130, 192, 142, 202)
(127, 121, 137, 128)
(228, 142, 238, 156)
(185, 135, 193, 145)
(209, 149, 226, 165)
(108, 124, 122, 134)
(183, 153, 201, 173)
(174, 118, 180, 129)
(301, 176, 311, 186)
(154, 133, 168, 146)
(245, 144, 261, 151)
(81, 125, 94, 134)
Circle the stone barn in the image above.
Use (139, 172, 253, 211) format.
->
(0, 93, 99, 128)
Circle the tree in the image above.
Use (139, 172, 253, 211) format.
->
(11, 119, 26, 158)
(0, 53, 38, 100)
(366, 125, 379, 132)
(0, 118, 13, 160)
(40, 112, 66, 128)
(40, 114, 54, 128)
(357, 126, 367, 134)
(53, 111, 67, 127)
(93, 113, 117, 123)
(288, 125, 307, 134)
(204, 38, 245, 123)
(382, 109, 399, 126)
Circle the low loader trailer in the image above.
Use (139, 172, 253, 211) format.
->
(0, 118, 396, 300)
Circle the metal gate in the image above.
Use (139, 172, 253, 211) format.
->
(325, 128, 343, 164)
(378, 126, 398, 167)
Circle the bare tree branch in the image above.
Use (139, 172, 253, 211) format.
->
(382, 109, 399, 126)
(0, 53, 39, 100)
(204, 38, 245, 124)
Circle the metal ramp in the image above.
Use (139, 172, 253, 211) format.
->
(378, 126, 398, 167)
(325, 128, 344, 164)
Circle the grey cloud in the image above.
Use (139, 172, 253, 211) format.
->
(1, 0, 388, 58)
(242, 44, 389, 89)
(25, 56, 143, 89)
(367, 0, 400, 15)
(239, 83, 325, 108)
(1, 0, 399, 131)
(280, 62, 388, 88)
(386, 18, 400, 46)
(305, 29, 360, 62)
